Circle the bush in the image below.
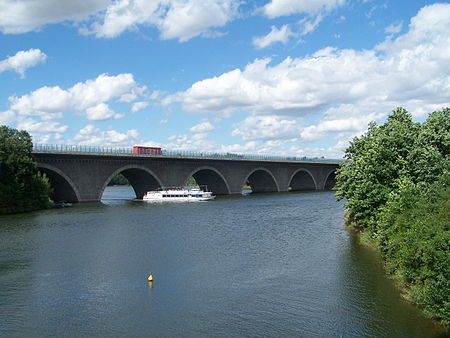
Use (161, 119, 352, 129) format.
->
(335, 108, 449, 322)
(0, 126, 52, 214)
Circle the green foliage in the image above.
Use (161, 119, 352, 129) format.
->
(108, 173, 130, 186)
(0, 125, 51, 214)
(336, 107, 449, 231)
(377, 176, 449, 320)
(335, 108, 450, 322)
(185, 176, 198, 187)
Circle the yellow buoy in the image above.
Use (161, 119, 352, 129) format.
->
(148, 273, 153, 282)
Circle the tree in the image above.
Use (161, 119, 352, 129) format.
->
(335, 107, 450, 321)
(407, 108, 450, 184)
(336, 107, 449, 231)
(108, 173, 130, 186)
(335, 107, 419, 231)
(0, 126, 51, 214)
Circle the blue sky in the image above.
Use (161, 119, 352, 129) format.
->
(0, 0, 449, 158)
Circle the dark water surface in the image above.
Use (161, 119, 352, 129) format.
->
(0, 187, 446, 337)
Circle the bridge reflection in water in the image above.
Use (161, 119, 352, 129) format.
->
(33, 144, 341, 203)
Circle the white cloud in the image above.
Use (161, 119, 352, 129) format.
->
(252, 14, 323, 49)
(0, 0, 109, 34)
(16, 118, 68, 133)
(0, 110, 16, 124)
(164, 132, 259, 155)
(70, 73, 145, 108)
(131, 101, 149, 112)
(256, 0, 341, 46)
(73, 124, 141, 146)
(298, 15, 323, 36)
(385, 21, 403, 35)
(169, 4, 450, 121)
(149, 90, 164, 100)
(9, 86, 71, 119)
(7, 73, 145, 121)
(253, 25, 294, 49)
(166, 133, 210, 151)
(169, 54, 376, 115)
(86, 103, 123, 121)
(189, 121, 215, 133)
(301, 116, 374, 141)
(84, 0, 240, 41)
(0, 49, 47, 78)
(158, 0, 238, 41)
(365, 3, 387, 19)
(231, 115, 301, 141)
(0, 0, 240, 42)
(261, 0, 346, 18)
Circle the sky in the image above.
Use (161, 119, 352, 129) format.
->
(0, 0, 449, 159)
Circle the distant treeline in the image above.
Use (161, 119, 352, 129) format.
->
(107, 175, 199, 187)
(335, 108, 449, 323)
(108, 174, 129, 186)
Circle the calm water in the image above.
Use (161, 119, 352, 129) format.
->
(0, 187, 446, 337)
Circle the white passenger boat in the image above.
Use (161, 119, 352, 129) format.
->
(143, 186, 215, 202)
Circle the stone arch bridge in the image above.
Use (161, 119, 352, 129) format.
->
(33, 152, 340, 203)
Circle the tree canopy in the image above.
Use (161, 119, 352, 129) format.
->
(0, 126, 51, 214)
(335, 107, 449, 321)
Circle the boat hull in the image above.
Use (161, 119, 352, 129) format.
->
(143, 196, 215, 202)
(143, 187, 215, 202)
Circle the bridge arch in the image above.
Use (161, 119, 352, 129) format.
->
(288, 169, 317, 191)
(37, 163, 81, 203)
(243, 168, 280, 193)
(184, 166, 231, 195)
(323, 169, 337, 190)
(100, 165, 163, 200)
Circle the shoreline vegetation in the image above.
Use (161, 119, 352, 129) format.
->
(0, 126, 52, 214)
(336, 107, 449, 326)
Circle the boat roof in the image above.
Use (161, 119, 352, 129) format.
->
(152, 185, 207, 191)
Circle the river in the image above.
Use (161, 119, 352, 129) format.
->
(0, 187, 446, 337)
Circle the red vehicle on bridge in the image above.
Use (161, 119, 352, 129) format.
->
(132, 146, 163, 155)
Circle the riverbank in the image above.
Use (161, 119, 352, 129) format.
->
(344, 214, 449, 330)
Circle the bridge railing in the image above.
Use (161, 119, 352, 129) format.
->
(32, 144, 343, 163)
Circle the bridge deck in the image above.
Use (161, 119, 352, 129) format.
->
(32, 144, 344, 164)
